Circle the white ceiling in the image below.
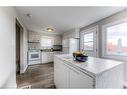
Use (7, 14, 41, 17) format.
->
(15, 7, 127, 34)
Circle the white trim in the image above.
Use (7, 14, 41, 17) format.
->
(80, 25, 99, 57)
(102, 25, 107, 58)
(83, 31, 94, 51)
(20, 64, 28, 74)
(16, 19, 28, 74)
(102, 17, 127, 61)
(20, 26, 24, 74)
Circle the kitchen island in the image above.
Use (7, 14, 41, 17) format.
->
(54, 54, 123, 88)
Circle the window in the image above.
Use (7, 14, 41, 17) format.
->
(103, 20, 127, 58)
(41, 36, 53, 47)
(83, 32, 94, 51)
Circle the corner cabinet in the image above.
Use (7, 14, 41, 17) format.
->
(54, 57, 95, 88)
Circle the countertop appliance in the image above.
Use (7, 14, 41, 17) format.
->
(28, 49, 41, 65)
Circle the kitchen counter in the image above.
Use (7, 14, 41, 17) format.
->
(41, 51, 62, 64)
(55, 54, 123, 76)
(28, 49, 62, 52)
(54, 54, 123, 88)
(40, 50, 62, 52)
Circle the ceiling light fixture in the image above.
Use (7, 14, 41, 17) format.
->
(47, 28, 54, 32)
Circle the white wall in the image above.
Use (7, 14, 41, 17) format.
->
(80, 9, 127, 83)
(62, 28, 80, 39)
(0, 7, 28, 88)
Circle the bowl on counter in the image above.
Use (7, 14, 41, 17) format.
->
(73, 52, 88, 62)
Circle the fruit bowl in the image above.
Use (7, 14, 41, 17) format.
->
(73, 52, 88, 62)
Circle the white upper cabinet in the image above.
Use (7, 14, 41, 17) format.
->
(28, 31, 62, 45)
(53, 36, 62, 45)
(28, 32, 41, 42)
(62, 39, 69, 47)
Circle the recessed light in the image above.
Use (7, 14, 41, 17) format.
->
(47, 28, 54, 32)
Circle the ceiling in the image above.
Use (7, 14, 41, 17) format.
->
(15, 6, 127, 35)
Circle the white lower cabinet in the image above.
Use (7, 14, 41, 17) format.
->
(54, 58, 69, 88)
(69, 67, 94, 88)
(54, 58, 94, 88)
(48, 52, 52, 62)
(50, 52, 54, 62)
(42, 52, 52, 63)
(41, 52, 62, 64)
(54, 55, 123, 88)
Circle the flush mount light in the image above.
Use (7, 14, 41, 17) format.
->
(47, 28, 54, 32)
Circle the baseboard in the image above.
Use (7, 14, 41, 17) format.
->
(20, 65, 28, 74)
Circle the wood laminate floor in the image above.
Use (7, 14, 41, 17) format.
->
(16, 63, 55, 89)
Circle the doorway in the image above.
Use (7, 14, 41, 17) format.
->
(16, 19, 23, 74)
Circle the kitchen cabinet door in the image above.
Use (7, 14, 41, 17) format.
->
(29, 34, 40, 42)
(41, 52, 43, 63)
(48, 52, 53, 62)
(62, 39, 66, 47)
(53, 52, 57, 61)
(62, 39, 69, 47)
(50, 52, 54, 62)
(41, 52, 48, 64)
(54, 36, 62, 45)
(41, 52, 45, 63)
(41, 52, 55, 64)
(54, 58, 69, 88)
(69, 67, 94, 88)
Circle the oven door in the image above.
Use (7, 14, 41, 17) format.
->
(28, 51, 40, 61)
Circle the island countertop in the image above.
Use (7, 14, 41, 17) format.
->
(55, 54, 123, 76)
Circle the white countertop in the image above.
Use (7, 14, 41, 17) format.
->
(55, 54, 123, 75)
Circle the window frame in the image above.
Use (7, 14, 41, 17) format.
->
(102, 18, 127, 61)
(80, 25, 99, 57)
(83, 31, 94, 51)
